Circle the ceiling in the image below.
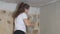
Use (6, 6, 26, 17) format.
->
(26, 0, 59, 7)
(26, 0, 53, 4)
(0, 0, 26, 3)
(0, 0, 59, 7)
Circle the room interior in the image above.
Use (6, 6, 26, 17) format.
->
(0, 0, 60, 34)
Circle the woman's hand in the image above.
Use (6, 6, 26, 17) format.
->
(23, 19, 35, 27)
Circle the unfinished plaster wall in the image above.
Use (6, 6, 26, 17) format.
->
(0, 10, 13, 34)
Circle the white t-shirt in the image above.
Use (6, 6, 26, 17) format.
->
(14, 13, 28, 32)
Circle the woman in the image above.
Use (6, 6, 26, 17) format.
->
(13, 2, 34, 34)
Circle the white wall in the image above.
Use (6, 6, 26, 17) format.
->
(0, 1, 40, 14)
(56, 1, 60, 34)
(0, 1, 17, 11)
(29, 7, 40, 14)
(40, 1, 60, 34)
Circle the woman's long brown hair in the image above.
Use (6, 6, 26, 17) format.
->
(12, 2, 30, 19)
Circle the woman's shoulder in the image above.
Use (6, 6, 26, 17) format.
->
(20, 13, 27, 16)
(16, 13, 28, 20)
(17, 13, 27, 18)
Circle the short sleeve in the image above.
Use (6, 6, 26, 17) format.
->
(22, 13, 28, 19)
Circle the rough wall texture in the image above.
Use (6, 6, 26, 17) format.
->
(0, 10, 13, 34)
